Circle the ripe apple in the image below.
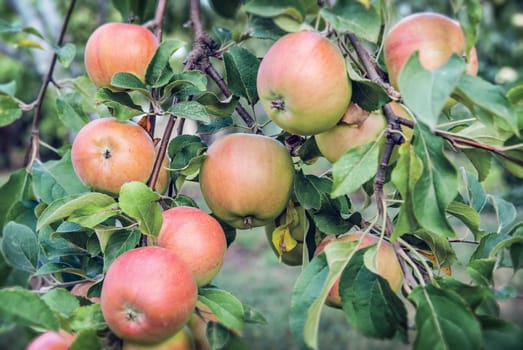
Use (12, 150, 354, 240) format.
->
(101, 246, 198, 344)
(122, 327, 195, 350)
(158, 206, 227, 286)
(264, 204, 308, 266)
(26, 330, 75, 350)
(315, 103, 387, 163)
(199, 133, 294, 229)
(71, 117, 156, 194)
(384, 12, 478, 89)
(257, 31, 351, 136)
(314, 232, 403, 308)
(85, 22, 159, 88)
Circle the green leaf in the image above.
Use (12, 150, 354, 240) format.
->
(340, 247, 408, 339)
(0, 95, 22, 127)
(197, 116, 234, 134)
(53, 43, 76, 68)
(243, 0, 306, 21)
(436, 276, 497, 314)
(447, 201, 483, 237)
(391, 142, 423, 240)
(467, 258, 496, 286)
(0, 287, 60, 330)
(312, 208, 356, 235)
(119, 182, 162, 237)
(0, 168, 32, 229)
(1, 222, 38, 273)
(41, 288, 80, 319)
(350, 79, 391, 112)
(242, 304, 268, 325)
(103, 230, 141, 272)
(487, 195, 517, 233)
(167, 135, 207, 192)
(463, 148, 492, 182)
(320, 0, 381, 43)
(70, 329, 102, 350)
(69, 304, 106, 331)
(110, 72, 148, 93)
(457, 0, 482, 58)
(331, 140, 380, 197)
(223, 46, 260, 105)
(111, 0, 156, 23)
(168, 101, 210, 123)
(409, 284, 482, 350)
(198, 288, 245, 331)
(461, 169, 487, 213)
(248, 16, 286, 40)
(209, 0, 243, 18)
(294, 171, 322, 210)
(33, 262, 87, 278)
(0, 81, 17, 97)
(206, 322, 231, 350)
(412, 123, 457, 237)
(399, 53, 466, 129)
(197, 92, 238, 118)
(37, 192, 116, 231)
(145, 39, 185, 87)
(480, 316, 523, 350)
(95, 88, 144, 121)
(56, 95, 90, 133)
(454, 74, 518, 134)
(413, 230, 457, 268)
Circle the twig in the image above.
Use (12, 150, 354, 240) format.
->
(24, 0, 77, 170)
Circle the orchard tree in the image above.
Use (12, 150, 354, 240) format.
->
(0, 0, 522, 349)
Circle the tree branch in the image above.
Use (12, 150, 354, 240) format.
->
(24, 0, 77, 169)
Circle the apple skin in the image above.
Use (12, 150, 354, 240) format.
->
(199, 133, 294, 229)
(71, 117, 156, 194)
(85, 22, 159, 88)
(158, 206, 227, 287)
(315, 103, 387, 163)
(257, 31, 351, 136)
(26, 330, 75, 350)
(100, 246, 198, 344)
(314, 232, 403, 308)
(122, 327, 195, 350)
(384, 12, 478, 89)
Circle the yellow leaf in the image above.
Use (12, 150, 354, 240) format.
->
(285, 201, 299, 228)
(16, 39, 43, 49)
(357, 0, 371, 9)
(417, 249, 452, 276)
(271, 224, 298, 257)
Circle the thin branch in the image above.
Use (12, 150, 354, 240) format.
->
(24, 0, 77, 169)
(153, 0, 168, 41)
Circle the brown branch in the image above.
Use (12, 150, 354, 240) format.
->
(24, 0, 77, 169)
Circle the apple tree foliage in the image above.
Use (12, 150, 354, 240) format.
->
(1, 0, 523, 349)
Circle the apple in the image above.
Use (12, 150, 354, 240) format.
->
(71, 117, 156, 194)
(100, 246, 198, 344)
(85, 22, 159, 88)
(384, 12, 478, 89)
(122, 327, 194, 350)
(314, 232, 403, 308)
(315, 103, 387, 163)
(199, 133, 294, 229)
(264, 204, 308, 266)
(26, 330, 75, 350)
(71, 281, 101, 303)
(158, 206, 227, 286)
(257, 31, 351, 136)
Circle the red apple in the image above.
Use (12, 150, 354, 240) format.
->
(26, 330, 75, 350)
(100, 246, 198, 344)
(314, 232, 403, 308)
(122, 327, 195, 350)
(85, 22, 159, 88)
(158, 206, 227, 286)
(257, 31, 351, 136)
(384, 12, 478, 89)
(199, 133, 294, 229)
(71, 117, 156, 194)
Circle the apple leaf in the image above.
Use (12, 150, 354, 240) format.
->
(331, 140, 381, 197)
(460, 169, 488, 213)
(412, 123, 457, 237)
(248, 16, 287, 41)
(1, 222, 38, 273)
(118, 181, 162, 237)
(486, 195, 517, 233)
(350, 79, 391, 112)
(0, 95, 22, 127)
(435, 276, 497, 314)
(294, 170, 323, 210)
(399, 53, 466, 129)
(0, 168, 32, 229)
(70, 329, 102, 350)
(409, 284, 482, 350)
(206, 322, 231, 350)
(196, 92, 238, 118)
(0, 287, 60, 331)
(95, 88, 144, 122)
(168, 101, 210, 123)
(480, 316, 523, 350)
(55, 94, 90, 132)
(413, 230, 457, 269)
(0, 80, 17, 97)
(166, 71, 208, 99)
(167, 135, 207, 192)
(69, 304, 106, 332)
(41, 288, 80, 319)
(110, 72, 149, 94)
(223, 46, 260, 105)
(457, 0, 482, 58)
(197, 116, 234, 134)
(390, 142, 423, 240)
(320, 0, 381, 43)
(467, 258, 496, 287)
(37, 192, 117, 231)
(243, 0, 306, 21)
(145, 39, 185, 87)
(53, 43, 76, 68)
(198, 287, 245, 331)
(103, 230, 141, 272)
(33, 262, 87, 278)
(340, 247, 408, 340)
(454, 74, 518, 134)
(290, 240, 357, 349)
(446, 200, 483, 238)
